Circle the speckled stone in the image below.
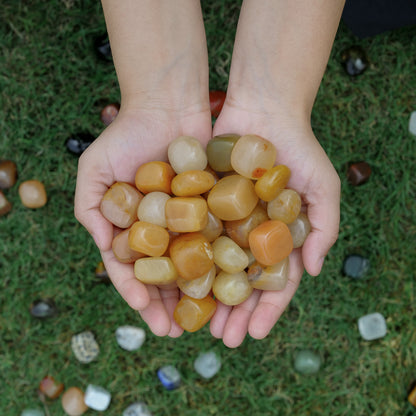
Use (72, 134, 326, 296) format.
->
(123, 402, 152, 416)
(115, 326, 146, 351)
(294, 350, 322, 375)
(71, 331, 99, 363)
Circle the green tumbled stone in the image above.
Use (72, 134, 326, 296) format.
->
(294, 350, 321, 375)
(206, 134, 240, 172)
(21, 410, 45, 416)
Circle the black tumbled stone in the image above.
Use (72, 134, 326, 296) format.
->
(65, 133, 95, 156)
(341, 46, 369, 76)
(343, 254, 370, 279)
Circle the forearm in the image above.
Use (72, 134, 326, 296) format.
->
(227, 0, 345, 121)
(101, 0, 209, 112)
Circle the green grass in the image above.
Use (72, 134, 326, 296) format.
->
(1, 1, 415, 415)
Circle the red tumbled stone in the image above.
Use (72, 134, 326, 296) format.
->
(347, 162, 371, 186)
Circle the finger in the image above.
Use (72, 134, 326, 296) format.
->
(221, 290, 262, 348)
(101, 249, 150, 311)
(138, 285, 172, 337)
(248, 249, 303, 339)
(74, 152, 114, 251)
(157, 285, 183, 338)
(209, 301, 232, 339)
(302, 175, 340, 276)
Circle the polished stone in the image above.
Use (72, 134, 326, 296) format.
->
(134, 257, 178, 285)
(71, 331, 99, 363)
(207, 174, 258, 221)
(39, 375, 64, 400)
(84, 384, 111, 411)
(115, 325, 146, 351)
(343, 254, 370, 279)
(209, 90, 226, 118)
(18, 180, 47, 209)
(194, 351, 221, 379)
(267, 189, 301, 224)
(30, 298, 58, 319)
(135, 161, 176, 195)
(169, 232, 214, 281)
(287, 213, 311, 248)
(174, 295, 217, 332)
(128, 221, 170, 257)
(358, 312, 387, 341)
(247, 257, 289, 291)
(231, 134, 277, 179)
(171, 170, 215, 197)
(112, 229, 146, 264)
(137, 191, 171, 227)
(100, 182, 143, 228)
(61, 387, 88, 416)
(0, 160, 17, 189)
(95, 261, 111, 284)
(212, 236, 249, 273)
(254, 164, 291, 202)
(167, 136, 207, 174)
(157, 365, 181, 390)
(123, 402, 152, 416)
(165, 197, 208, 232)
(65, 133, 94, 156)
(100, 102, 120, 126)
(409, 111, 416, 136)
(294, 350, 322, 375)
(0, 190, 12, 216)
(347, 162, 371, 186)
(177, 265, 216, 299)
(212, 271, 253, 306)
(341, 45, 369, 76)
(408, 384, 416, 407)
(206, 134, 240, 172)
(95, 34, 112, 61)
(248, 220, 293, 266)
(21, 409, 45, 416)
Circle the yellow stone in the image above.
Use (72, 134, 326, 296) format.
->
(134, 257, 178, 285)
(165, 197, 208, 232)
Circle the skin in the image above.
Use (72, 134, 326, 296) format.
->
(75, 0, 344, 347)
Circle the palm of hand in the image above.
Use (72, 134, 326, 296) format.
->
(75, 108, 212, 338)
(208, 104, 340, 347)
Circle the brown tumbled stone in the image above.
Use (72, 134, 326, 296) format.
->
(347, 162, 371, 186)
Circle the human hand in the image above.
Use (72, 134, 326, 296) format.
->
(209, 100, 341, 347)
(75, 106, 212, 338)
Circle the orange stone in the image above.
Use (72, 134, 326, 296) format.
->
(173, 295, 217, 332)
(254, 165, 291, 201)
(169, 232, 214, 280)
(39, 375, 64, 400)
(267, 189, 301, 224)
(134, 161, 176, 194)
(408, 384, 416, 406)
(207, 175, 258, 221)
(128, 221, 169, 257)
(170, 170, 216, 196)
(248, 220, 293, 266)
(18, 180, 47, 209)
(112, 228, 146, 263)
(134, 256, 178, 285)
(100, 182, 143, 228)
(225, 204, 269, 248)
(165, 197, 208, 232)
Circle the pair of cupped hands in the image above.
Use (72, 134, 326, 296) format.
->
(74, 94, 340, 348)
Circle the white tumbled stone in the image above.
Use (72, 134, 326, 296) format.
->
(123, 401, 152, 416)
(167, 136, 207, 174)
(84, 384, 111, 411)
(115, 325, 146, 351)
